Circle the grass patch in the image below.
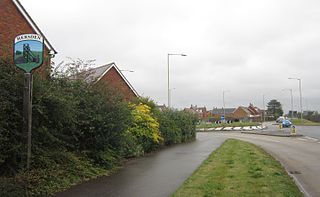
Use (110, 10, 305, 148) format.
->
(291, 118, 320, 126)
(172, 139, 303, 197)
(197, 122, 259, 129)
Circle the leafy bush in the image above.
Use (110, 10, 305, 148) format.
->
(125, 103, 162, 155)
(0, 61, 24, 174)
(157, 109, 197, 145)
(0, 60, 197, 195)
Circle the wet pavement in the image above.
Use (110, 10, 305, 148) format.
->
(295, 126, 320, 139)
(55, 133, 226, 197)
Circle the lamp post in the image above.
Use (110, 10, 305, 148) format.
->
(288, 78, 303, 120)
(282, 88, 294, 119)
(223, 90, 230, 120)
(169, 88, 176, 108)
(167, 53, 186, 107)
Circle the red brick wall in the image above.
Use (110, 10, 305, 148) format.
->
(232, 107, 249, 120)
(95, 67, 137, 101)
(0, 0, 51, 75)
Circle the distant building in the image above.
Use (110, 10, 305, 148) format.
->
(208, 103, 262, 122)
(0, 0, 57, 75)
(303, 111, 316, 116)
(232, 103, 261, 122)
(210, 107, 236, 121)
(288, 111, 298, 118)
(184, 105, 208, 121)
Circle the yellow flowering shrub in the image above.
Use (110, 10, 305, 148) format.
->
(128, 103, 163, 152)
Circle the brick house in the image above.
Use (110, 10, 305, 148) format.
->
(209, 107, 236, 122)
(232, 104, 261, 122)
(79, 63, 139, 101)
(184, 105, 208, 121)
(0, 0, 56, 74)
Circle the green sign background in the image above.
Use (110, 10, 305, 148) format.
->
(14, 34, 44, 73)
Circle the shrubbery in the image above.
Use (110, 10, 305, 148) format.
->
(0, 60, 197, 195)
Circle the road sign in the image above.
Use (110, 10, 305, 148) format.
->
(221, 116, 225, 121)
(13, 34, 44, 169)
(14, 34, 44, 73)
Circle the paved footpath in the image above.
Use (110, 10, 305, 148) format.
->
(215, 132, 320, 197)
(55, 133, 226, 197)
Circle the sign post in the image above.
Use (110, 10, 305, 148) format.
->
(14, 34, 44, 169)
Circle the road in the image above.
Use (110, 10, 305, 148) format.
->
(56, 125, 320, 197)
(55, 133, 226, 197)
(266, 122, 320, 140)
(296, 126, 320, 139)
(214, 131, 320, 197)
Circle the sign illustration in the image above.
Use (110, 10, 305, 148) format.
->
(14, 34, 44, 73)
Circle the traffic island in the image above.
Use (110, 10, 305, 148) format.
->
(173, 139, 303, 197)
(241, 130, 303, 137)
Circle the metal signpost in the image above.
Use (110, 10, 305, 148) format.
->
(14, 34, 44, 169)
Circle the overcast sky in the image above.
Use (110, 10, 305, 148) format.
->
(21, 0, 320, 112)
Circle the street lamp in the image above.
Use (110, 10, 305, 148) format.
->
(223, 90, 230, 119)
(167, 53, 187, 107)
(282, 88, 294, 119)
(169, 88, 176, 108)
(288, 78, 303, 120)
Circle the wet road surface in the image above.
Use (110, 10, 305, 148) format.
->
(296, 126, 320, 139)
(55, 133, 226, 197)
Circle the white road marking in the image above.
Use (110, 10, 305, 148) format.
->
(242, 126, 252, 131)
(298, 138, 308, 141)
(217, 133, 281, 143)
(304, 136, 319, 141)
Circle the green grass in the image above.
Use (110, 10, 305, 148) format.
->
(172, 139, 303, 197)
(291, 118, 320, 126)
(197, 122, 259, 129)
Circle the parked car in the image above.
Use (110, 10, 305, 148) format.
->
(282, 119, 292, 128)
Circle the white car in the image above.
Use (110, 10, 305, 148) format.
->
(276, 116, 285, 123)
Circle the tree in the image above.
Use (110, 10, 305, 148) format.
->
(267, 99, 284, 119)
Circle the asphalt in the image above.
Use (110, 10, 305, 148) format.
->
(55, 133, 226, 197)
(241, 130, 303, 137)
(295, 126, 320, 139)
(55, 124, 320, 197)
(215, 131, 320, 197)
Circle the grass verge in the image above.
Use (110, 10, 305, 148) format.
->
(291, 118, 320, 126)
(172, 139, 303, 197)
